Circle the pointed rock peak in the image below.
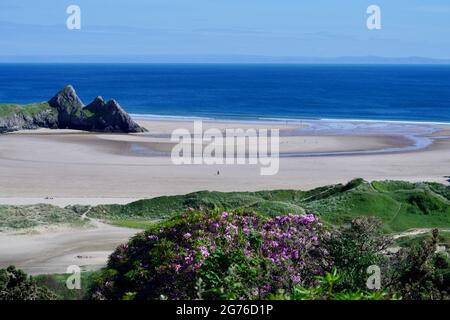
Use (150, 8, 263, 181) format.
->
(86, 96, 105, 107)
(48, 85, 84, 110)
(94, 96, 105, 104)
(55, 85, 79, 101)
(106, 99, 125, 112)
(62, 85, 76, 95)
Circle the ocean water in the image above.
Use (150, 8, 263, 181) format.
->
(1, 63, 450, 123)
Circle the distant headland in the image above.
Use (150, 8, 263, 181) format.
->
(0, 85, 146, 133)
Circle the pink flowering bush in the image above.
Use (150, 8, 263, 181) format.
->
(91, 209, 331, 300)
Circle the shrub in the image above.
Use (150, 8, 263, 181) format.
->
(326, 217, 392, 291)
(91, 209, 332, 300)
(387, 229, 450, 300)
(0, 266, 56, 300)
(268, 268, 397, 300)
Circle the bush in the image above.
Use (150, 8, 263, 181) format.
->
(0, 266, 56, 300)
(268, 268, 397, 300)
(326, 217, 392, 291)
(90, 209, 332, 300)
(387, 229, 450, 300)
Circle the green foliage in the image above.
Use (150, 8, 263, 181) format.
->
(327, 217, 392, 291)
(90, 195, 187, 220)
(268, 268, 396, 300)
(425, 182, 450, 201)
(0, 102, 53, 118)
(90, 210, 331, 300)
(197, 248, 267, 300)
(388, 229, 450, 300)
(89, 180, 450, 233)
(371, 180, 417, 192)
(6, 216, 448, 301)
(0, 266, 56, 300)
(1, 179, 448, 233)
(34, 271, 101, 300)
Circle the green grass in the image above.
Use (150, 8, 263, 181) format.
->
(89, 179, 450, 233)
(300, 181, 450, 232)
(34, 271, 100, 300)
(0, 102, 52, 118)
(1, 179, 448, 233)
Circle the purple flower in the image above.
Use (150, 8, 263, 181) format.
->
(101, 209, 330, 300)
(199, 246, 210, 257)
(184, 255, 194, 264)
(290, 275, 301, 284)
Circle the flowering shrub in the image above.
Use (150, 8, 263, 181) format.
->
(91, 209, 331, 300)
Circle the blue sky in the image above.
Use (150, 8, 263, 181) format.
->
(1, 0, 450, 60)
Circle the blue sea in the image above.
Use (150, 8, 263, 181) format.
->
(1, 64, 450, 123)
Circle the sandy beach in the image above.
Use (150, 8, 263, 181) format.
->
(0, 220, 140, 275)
(0, 118, 449, 206)
(1, 117, 450, 274)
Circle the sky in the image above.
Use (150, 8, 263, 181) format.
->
(1, 0, 450, 61)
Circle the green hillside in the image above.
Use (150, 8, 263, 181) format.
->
(1, 179, 447, 233)
(89, 179, 450, 232)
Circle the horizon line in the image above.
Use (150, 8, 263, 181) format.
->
(1, 55, 450, 64)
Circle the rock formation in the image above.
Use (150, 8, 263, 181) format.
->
(0, 85, 146, 133)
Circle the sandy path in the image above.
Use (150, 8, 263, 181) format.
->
(393, 228, 450, 239)
(0, 221, 140, 275)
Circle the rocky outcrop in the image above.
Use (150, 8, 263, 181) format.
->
(84, 96, 144, 133)
(48, 85, 146, 133)
(48, 85, 85, 130)
(0, 107, 58, 133)
(0, 85, 146, 133)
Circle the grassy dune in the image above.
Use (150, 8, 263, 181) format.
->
(0, 204, 85, 232)
(1, 179, 448, 233)
(89, 179, 450, 232)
